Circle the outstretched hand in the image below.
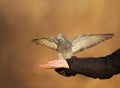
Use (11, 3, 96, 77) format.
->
(38, 59, 69, 69)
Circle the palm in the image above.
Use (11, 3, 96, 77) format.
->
(39, 59, 69, 69)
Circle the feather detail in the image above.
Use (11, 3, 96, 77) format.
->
(71, 33, 114, 54)
(32, 37, 58, 50)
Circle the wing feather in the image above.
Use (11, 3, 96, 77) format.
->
(71, 33, 114, 54)
(32, 37, 58, 50)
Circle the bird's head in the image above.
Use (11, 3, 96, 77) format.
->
(58, 33, 67, 43)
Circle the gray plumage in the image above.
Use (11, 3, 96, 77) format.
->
(32, 33, 114, 59)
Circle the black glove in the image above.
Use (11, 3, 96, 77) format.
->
(55, 68, 76, 77)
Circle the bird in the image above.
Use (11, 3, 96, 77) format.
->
(32, 33, 114, 59)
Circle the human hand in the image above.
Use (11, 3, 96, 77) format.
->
(39, 59, 76, 77)
(38, 59, 69, 69)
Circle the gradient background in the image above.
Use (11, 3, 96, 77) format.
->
(0, 0, 120, 88)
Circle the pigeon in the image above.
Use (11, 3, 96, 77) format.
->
(32, 33, 114, 59)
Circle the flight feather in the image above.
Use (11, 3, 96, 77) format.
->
(71, 33, 114, 54)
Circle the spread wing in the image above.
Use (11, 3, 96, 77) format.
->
(32, 37, 58, 50)
(71, 33, 114, 54)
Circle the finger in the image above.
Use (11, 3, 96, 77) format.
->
(39, 66, 55, 69)
(38, 64, 56, 69)
(47, 60, 58, 64)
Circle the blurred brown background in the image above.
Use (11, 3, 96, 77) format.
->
(0, 0, 120, 88)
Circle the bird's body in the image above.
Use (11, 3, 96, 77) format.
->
(57, 40, 72, 59)
(32, 33, 114, 59)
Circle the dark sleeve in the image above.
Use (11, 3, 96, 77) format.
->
(55, 49, 120, 79)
